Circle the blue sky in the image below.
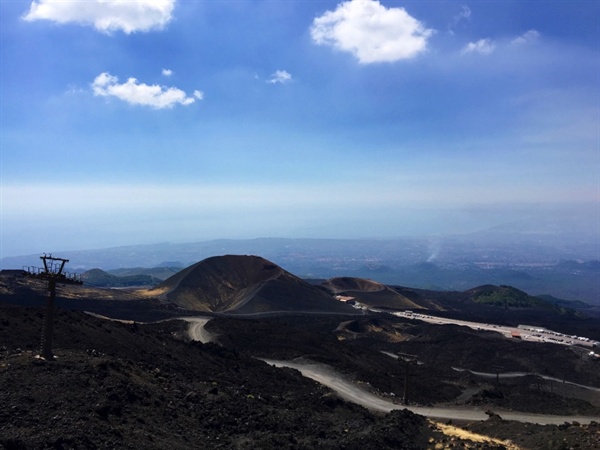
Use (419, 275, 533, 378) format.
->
(1, 0, 598, 257)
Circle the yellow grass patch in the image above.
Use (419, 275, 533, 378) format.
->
(432, 421, 521, 449)
(136, 286, 168, 297)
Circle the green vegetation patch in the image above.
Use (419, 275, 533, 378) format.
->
(471, 285, 556, 309)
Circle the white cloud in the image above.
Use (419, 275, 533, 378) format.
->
(461, 30, 538, 56)
(461, 38, 495, 55)
(449, 4, 471, 33)
(455, 4, 472, 22)
(162, 68, 173, 77)
(92, 72, 199, 109)
(267, 70, 292, 84)
(310, 0, 434, 64)
(23, 0, 175, 34)
(512, 29, 540, 45)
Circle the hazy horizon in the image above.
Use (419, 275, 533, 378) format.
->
(2, 1, 598, 258)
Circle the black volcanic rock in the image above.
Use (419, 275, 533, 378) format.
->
(0, 304, 440, 450)
(323, 277, 387, 293)
(1, 273, 600, 449)
(321, 277, 425, 310)
(148, 255, 357, 314)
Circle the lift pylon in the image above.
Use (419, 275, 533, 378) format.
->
(38, 254, 71, 360)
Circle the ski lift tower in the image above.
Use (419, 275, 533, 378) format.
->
(37, 254, 74, 360)
(398, 352, 418, 405)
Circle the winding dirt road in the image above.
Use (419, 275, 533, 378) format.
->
(183, 316, 599, 424)
(182, 317, 213, 343)
(263, 359, 600, 425)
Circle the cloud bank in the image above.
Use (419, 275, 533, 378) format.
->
(23, 0, 175, 34)
(310, 0, 433, 63)
(92, 72, 199, 109)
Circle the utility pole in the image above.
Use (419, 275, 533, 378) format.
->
(37, 254, 71, 360)
(492, 365, 505, 388)
(398, 352, 418, 405)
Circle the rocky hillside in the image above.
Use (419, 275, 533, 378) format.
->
(82, 268, 161, 287)
(0, 304, 440, 450)
(322, 277, 427, 310)
(2, 270, 600, 449)
(145, 255, 356, 314)
(466, 285, 562, 310)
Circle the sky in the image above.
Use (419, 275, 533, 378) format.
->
(1, 0, 599, 257)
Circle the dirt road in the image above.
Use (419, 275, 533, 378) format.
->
(264, 359, 600, 425)
(182, 317, 213, 343)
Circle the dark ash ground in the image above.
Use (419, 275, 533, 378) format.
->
(1, 273, 599, 449)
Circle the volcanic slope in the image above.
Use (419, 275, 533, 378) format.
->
(146, 255, 356, 314)
(322, 277, 431, 310)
